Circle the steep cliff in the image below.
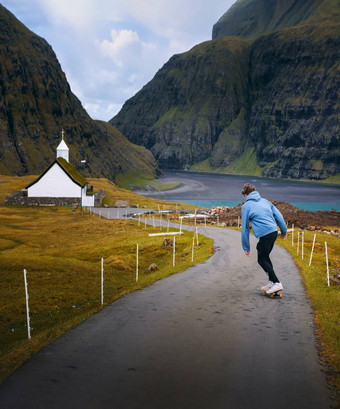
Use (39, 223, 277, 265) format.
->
(112, 37, 251, 169)
(248, 18, 340, 179)
(111, 0, 340, 180)
(0, 5, 159, 180)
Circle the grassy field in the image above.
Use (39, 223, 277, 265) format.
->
(0, 205, 213, 383)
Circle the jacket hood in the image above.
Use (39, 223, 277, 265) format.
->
(246, 191, 261, 202)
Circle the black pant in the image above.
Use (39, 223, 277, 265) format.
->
(256, 231, 279, 283)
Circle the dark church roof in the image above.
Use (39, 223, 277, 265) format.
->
(25, 157, 87, 189)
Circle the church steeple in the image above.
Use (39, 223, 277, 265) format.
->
(56, 129, 69, 162)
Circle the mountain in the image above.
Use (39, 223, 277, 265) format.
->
(0, 5, 159, 181)
(111, 0, 340, 181)
(212, 0, 320, 40)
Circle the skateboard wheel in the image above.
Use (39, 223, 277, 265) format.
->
(270, 294, 274, 299)
(262, 291, 266, 296)
(279, 293, 282, 298)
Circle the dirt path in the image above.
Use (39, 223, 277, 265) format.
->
(0, 214, 331, 408)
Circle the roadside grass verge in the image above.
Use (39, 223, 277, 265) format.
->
(0, 206, 213, 384)
(279, 228, 340, 405)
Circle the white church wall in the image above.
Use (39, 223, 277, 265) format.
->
(82, 195, 94, 206)
(27, 163, 81, 198)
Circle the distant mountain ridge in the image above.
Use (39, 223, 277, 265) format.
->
(111, 0, 340, 180)
(0, 5, 159, 181)
(212, 0, 321, 40)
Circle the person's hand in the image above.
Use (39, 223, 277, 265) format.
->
(281, 234, 287, 239)
(245, 251, 250, 257)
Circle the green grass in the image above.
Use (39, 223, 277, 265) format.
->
(190, 146, 263, 176)
(323, 174, 340, 184)
(0, 206, 213, 383)
(279, 228, 340, 405)
(114, 172, 180, 191)
(227, 146, 263, 175)
(190, 158, 213, 172)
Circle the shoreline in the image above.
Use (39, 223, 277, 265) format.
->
(159, 169, 340, 188)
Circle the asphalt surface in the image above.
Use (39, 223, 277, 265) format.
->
(0, 211, 331, 408)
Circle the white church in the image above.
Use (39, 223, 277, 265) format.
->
(25, 131, 94, 207)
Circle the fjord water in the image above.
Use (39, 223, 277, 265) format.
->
(138, 171, 340, 211)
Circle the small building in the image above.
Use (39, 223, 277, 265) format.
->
(6, 132, 95, 207)
(24, 133, 94, 207)
(25, 157, 93, 206)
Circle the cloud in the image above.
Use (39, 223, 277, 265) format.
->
(100, 29, 156, 68)
(2, 0, 236, 121)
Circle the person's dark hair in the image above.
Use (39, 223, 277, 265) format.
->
(242, 183, 256, 196)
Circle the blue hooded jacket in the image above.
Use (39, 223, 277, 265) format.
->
(241, 191, 287, 252)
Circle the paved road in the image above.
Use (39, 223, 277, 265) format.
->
(0, 211, 331, 408)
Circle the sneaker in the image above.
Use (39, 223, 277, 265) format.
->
(266, 282, 283, 294)
(261, 281, 273, 292)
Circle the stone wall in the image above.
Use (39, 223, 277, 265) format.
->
(5, 189, 105, 207)
(5, 190, 80, 207)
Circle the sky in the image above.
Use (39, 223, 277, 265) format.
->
(2, 0, 236, 121)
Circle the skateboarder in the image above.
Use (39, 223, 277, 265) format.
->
(241, 183, 287, 294)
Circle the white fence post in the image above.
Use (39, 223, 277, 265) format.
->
(192, 235, 195, 262)
(325, 242, 329, 287)
(136, 244, 139, 282)
(101, 258, 104, 305)
(309, 233, 316, 266)
(302, 232, 304, 259)
(173, 236, 176, 267)
(297, 232, 300, 255)
(291, 224, 294, 246)
(23, 269, 31, 340)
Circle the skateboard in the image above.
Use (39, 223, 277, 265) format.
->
(262, 290, 283, 299)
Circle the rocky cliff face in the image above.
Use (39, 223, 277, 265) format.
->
(248, 20, 340, 179)
(111, 0, 340, 180)
(112, 37, 251, 169)
(0, 5, 159, 180)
